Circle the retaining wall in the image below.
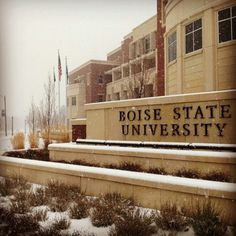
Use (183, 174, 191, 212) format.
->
(1, 156, 236, 225)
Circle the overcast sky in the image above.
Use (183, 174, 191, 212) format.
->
(0, 0, 156, 129)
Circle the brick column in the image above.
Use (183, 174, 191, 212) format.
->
(155, 0, 166, 96)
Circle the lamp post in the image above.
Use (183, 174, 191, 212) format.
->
(0, 95, 7, 136)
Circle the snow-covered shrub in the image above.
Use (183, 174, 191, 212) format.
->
(7, 213, 40, 235)
(109, 208, 156, 236)
(49, 197, 69, 212)
(51, 215, 71, 230)
(90, 192, 134, 227)
(11, 189, 31, 214)
(69, 197, 89, 219)
(32, 208, 48, 221)
(28, 132, 39, 148)
(191, 201, 227, 236)
(154, 202, 190, 232)
(29, 187, 49, 206)
(46, 180, 81, 201)
(148, 167, 167, 175)
(203, 170, 230, 182)
(11, 132, 25, 150)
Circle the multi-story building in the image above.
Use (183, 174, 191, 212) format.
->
(160, 0, 236, 95)
(106, 15, 157, 101)
(66, 60, 119, 140)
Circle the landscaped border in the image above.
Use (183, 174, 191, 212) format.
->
(0, 155, 236, 225)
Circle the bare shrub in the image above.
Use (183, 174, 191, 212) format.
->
(174, 169, 200, 179)
(11, 132, 25, 150)
(154, 202, 189, 232)
(29, 187, 48, 206)
(46, 180, 81, 201)
(191, 201, 227, 236)
(119, 162, 143, 172)
(7, 213, 40, 235)
(28, 132, 39, 148)
(48, 197, 69, 212)
(203, 171, 230, 182)
(11, 189, 31, 214)
(109, 208, 156, 236)
(32, 208, 48, 221)
(148, 167, 167, 175)
(90, 193, 134, 227)
(51, 215, 71, 230)
(69, 197, 89, 219)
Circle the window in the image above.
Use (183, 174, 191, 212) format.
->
(185, 19, 202, 54)
(218, 6, 236, 43)
(97, 94, 103, 102)
(72, 96, 76, 106)
(144, 36, 151, 54)
(97, 75, 103, 84)
(167, 32, 177, 62)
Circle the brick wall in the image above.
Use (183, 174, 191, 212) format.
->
(155, 0, 165, 96)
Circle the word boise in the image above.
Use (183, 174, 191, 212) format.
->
(119, 104, 231, 137)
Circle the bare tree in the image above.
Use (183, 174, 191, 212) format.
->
(37, 77, 55, 147)
(27, 98, 37, 134)
(127, 58, 152, 99)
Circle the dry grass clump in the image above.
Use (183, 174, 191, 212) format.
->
(29, 187, 49, 206)
(174, 169, 200, 179)
(51, 215, 71, 230)
(154, 202, 190, 232)
(191, 201, 227, 236)
(90, 193, 134, 227)
(203, 170, 230, 182)
(69, 197, 89, 219)
(11, 189, 31, 214)
(11, 132, 25, 150)
(0, 205, 39, 235)
(109, 208, 156, 236)
(28, 132, 39, 148)
(119, 162, 143, 172)
(32, 208, 48, 221)
(148, 167, 167, 175)
(46, 180, 81, 201)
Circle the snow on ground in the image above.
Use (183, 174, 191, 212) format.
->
(49, 142, 236, 158)
(0, 135, 12, 154)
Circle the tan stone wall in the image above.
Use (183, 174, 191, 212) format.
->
(132, 15, 156, 41)
(217, 44, 236, 90)
(67, 83, 86, 119)
(85, 90, 236, 144)
(183, 53, 204, 93)
(49, 143, 236, 181)
(165, 0, 236, 95)
(1, 156, 236, 225)
(166, 62, 177, 94)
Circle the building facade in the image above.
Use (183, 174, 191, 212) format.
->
(66, 60, 118, 125)
(163, 0, 236, 95)
(106, 15, 157, 101)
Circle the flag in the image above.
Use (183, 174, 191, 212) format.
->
(58, 50, 62, 81)
(65, 57, 69, 84)
(53, 67, 56, 82)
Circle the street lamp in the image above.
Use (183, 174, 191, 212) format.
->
(0, 95, 7, 136)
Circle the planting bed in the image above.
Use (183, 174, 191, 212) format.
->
(0, 176, 235, 236)
(2, 149, 233, 183)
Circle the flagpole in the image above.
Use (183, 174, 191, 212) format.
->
(58, 50, 61, 116)
(53, 67, 56, 115)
